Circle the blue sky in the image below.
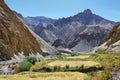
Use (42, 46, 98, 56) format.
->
(5, 0, 120, 21)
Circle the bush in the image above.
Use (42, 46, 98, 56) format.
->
(19, 61, 32, 72)
(94, 54, 105, 61)
(65, 64, 70, 69)
(71, 53, 76, 56)
(57, 66, 61, 71)
(53, 66, 61, 72)
(53, 66, 58, 71)
(80, 64, 84, 69)
(39, 66, 52, 72)
(25, 57, 37, 65)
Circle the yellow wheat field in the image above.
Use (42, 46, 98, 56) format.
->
(0, 72, 88, 80)
(66, 55, 90, 59)
(48, 60, 100, 67)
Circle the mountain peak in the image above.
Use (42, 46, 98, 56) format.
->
(83, 9, 92, 14)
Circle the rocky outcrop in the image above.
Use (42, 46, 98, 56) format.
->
(99, 22, 120, 46)
(34, 25, 57, 43)
(52, 39, 66, 48)
(69, 25, 110, 52)
(99, 22, 120, 53)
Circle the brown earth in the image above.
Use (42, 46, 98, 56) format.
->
(99, 22, 120, 46)
(0, 0, 44, 60)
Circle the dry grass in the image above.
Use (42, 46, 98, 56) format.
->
(48, 60, 100, 67)
(66, 55, 90, 59)
(0, 72, 88, 80)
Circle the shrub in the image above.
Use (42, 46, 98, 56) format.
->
(19, 61, 32, 72)
(94, 54, 105, 61)
(76, 66, 79, 69)
(53, 66, 61, 72)
(65, 64, 70, 69)
(39, 66, 52, 72)
(57, 66, 61, 71)
(71, 53, 76, 56)
(53, 66, 57, 71)
(25, 57, 37, 65)
(80, 64, 84, 69)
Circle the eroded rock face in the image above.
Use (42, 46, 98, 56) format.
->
(0, 0, 45, 60)
(100, 22, 120, 46)
(99, 22, 120, 53)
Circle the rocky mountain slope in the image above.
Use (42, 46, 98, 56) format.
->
(0, 0, 57, 61)
(14, 11, 56, 30)
(15, 9, 115, 52)
(35, 9, 114, 52)
(99, 22, 120, 53)
(34, 25, 57, 43)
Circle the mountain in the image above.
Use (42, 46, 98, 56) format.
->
(14, 11, 56, 30)
(0, 0, 58, 61)
(99, 22, 120, 53)
(34, 25, 58, 43)
(46, 9, 114, 52)
(54, 9, 114, 26)
(24, 16, 56, 30)
(68, 25, 110, 52)
(15, 9, 115, 52)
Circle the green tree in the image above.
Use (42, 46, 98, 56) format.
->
(19, 61, 32, 72)
(25, 56, 37, 65)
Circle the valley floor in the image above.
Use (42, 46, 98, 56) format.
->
(0, 50, 120, 80)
